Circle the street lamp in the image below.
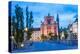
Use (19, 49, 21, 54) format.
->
(24, 27, 28, 32)
(20, 27, 28, 47)
(11, 36, 15, 50)
(21, 43, 24, 47)
(11, 36, 14, 40)
(24, 28, 28, 40)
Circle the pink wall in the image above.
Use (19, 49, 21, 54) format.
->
(40, 16, 58, 36)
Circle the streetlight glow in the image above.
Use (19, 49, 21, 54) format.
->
(21, 43, 24, 47)
(24, 27, 28, 32)
(11, 36, 14, 39)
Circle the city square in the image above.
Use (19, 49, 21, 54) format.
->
(9, 1, 78, 53)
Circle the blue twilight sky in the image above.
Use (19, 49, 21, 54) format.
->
(10, 1, 78, 28)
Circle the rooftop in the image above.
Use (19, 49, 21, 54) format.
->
(33, 28, 40, 31)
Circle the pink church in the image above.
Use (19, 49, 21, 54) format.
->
(31, 14, 59, 41)
(40, 14, 58, 37)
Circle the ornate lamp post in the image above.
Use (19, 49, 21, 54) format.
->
(24, 28, 28, 40)
(11, 35, 17, 50)
(20, 27, 28, 47)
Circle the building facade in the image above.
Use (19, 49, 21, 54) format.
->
(31, 28, 41, 41)
(67, 18, 78, 40)
(70, 21, 78, 35)
(30, 14, 59, 41)
(40, 14, 58, 37)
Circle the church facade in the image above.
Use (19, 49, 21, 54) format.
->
(31, 14, 59, 41)
(40, 14, 58, 37)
